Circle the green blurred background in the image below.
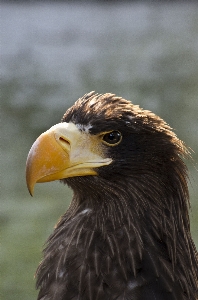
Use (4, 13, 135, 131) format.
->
(1, 2, 198, 299)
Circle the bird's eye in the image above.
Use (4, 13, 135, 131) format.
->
(102, 131, 122, 146)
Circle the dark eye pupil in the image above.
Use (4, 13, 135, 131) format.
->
(103, 131, 121, 145)
(109, 132, 117, 140)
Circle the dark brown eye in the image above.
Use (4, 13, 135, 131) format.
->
(102, 131, 122, 146)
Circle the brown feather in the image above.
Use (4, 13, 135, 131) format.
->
(35, 92, 198, 300)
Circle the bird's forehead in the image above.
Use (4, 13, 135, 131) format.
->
(62, 92, 163, 134)
(75, 123, 93, 133)
(64, 110, 138, 135)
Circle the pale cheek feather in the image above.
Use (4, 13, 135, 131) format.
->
(80, 208, 92, 214)
(76, 123, 93, 133)
(127, 279, 139, 290)
(58, 270, 65, 279)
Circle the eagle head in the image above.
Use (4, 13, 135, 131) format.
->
(26, 92, 198, 300)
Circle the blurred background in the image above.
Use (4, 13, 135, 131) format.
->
(1, 1, 198, 299)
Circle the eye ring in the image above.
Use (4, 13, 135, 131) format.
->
(102, 131, 122, 146)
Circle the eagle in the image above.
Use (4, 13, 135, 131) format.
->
(26, 92, 198, 300)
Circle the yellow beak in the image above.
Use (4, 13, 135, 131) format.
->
(26, 122, 112, 196)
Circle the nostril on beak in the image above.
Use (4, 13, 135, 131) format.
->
(59, 137, 69, 144)
(59, 137, 70, 150)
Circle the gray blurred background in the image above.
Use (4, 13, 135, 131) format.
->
(1, 1, 198, 299)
